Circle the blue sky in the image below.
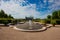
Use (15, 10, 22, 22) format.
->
(0, 0, 60, 19)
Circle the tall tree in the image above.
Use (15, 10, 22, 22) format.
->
(57, 10, 60, 19)
(47, 15, 51, 19)
(52, 11, 58, 19)
(0, 10, 8, 18)
(0, 10, 13, 18)
(8, 14, 13, 18)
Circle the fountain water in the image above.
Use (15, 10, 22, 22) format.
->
(29, 20, 32, 29)
(13, 17, 47, 32)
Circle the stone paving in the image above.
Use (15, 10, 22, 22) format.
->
(0, 25, 60, 40)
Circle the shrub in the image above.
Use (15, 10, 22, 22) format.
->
(3, 20, 9, 26)
(51, 20, 56, 27)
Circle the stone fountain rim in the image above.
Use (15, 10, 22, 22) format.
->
(13, 26, 47, 32)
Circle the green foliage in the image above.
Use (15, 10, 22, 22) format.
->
(51, 20, 56, 26)
(57, 10, 60, 18)
(33, 18, 40, 22)
(40, 19, 47, 24)
(47, 15, 51, 19)
(3, 20, 9, 25)
(0, 10, 7, 18)
(52, 10, 60, 19)
(46, 10, 60, 24)
(8, 14, 13, 18)
(52, 10, 60, 24)
(51, 20, 56, 24)
(0, 10, 14, 25)
(52, 11, 58, 19)
(0, 10, 13, 18)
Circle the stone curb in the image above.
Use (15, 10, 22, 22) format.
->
(13, 26, 47, 32)
(46, 25, 52, 28)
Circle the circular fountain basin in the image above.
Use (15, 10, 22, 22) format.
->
(13, 22, 47, 32)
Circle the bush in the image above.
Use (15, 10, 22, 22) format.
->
(51, 20, 56, 26)
(3, 20, 9, 26)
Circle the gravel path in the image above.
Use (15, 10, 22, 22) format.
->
(0, 26, 60, 40)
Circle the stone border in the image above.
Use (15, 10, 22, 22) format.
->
(9, 25, 14, 28)
(9, 24, 52, 32)
(46, 25, 52, 28)
(46, 24, 52, 28)
(13, 26, 47, 32)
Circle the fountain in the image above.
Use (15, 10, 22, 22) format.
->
(13, 17, 47, 32)
(29, 20, 32, 29)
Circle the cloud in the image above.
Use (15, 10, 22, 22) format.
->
(47, 0, 60, 12)
(0, 0, 40, 18)
(0, 0, 60, 19)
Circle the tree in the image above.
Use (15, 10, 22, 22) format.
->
(8, 14, 14, 18)
(0, 10, 8, 18)
(0, 10, 14, 25)
(52, 11, 58, 19)
(57, 10, 60, 19)
(52, 10, 60, 19)
(46, 10, 60, 24)
(0, 10, 13, 18)
(51, 20, 56, 27)
(47, 15, 51, 19)
(34, 18, 40, 22)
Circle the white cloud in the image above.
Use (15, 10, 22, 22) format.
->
(44, 0, 54, 3)
(0, 0, 60, 19)
(48, 0, 60, 11)
(0, 0, 40, 19)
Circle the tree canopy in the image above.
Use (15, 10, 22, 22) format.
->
(47, 15, 51, 19)
(47, 10, 60, 20)
(0, 10, 14, 20)
(46, 10, 60, 24)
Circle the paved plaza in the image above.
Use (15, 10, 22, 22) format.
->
(0, 25, 60, 40)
